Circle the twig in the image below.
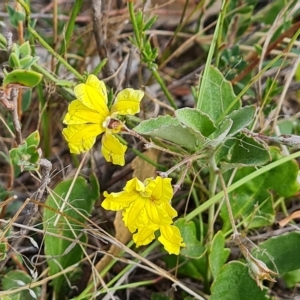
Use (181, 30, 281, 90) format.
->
(243, 129, 300, 148)
(0, 85, 22, 144)
(9, 88, 22, 145)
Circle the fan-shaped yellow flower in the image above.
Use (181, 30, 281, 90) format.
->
(102, 176, 186, 255)
(62, 74, 144, 166)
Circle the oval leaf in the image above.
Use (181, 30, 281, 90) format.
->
(3, 69, 42, 88)
(210, 262, 269, 300)
(43, 175, 99, 298)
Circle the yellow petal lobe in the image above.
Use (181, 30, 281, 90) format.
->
(74, 74, 109, 116)
(102, 190, 139, 211)
(111, 89, 144, 116)
(158, 225, 186, 255)
(101, 133, 127, 166)
(133, 227, 156, 247)
(123, 199, 146, 232)
(146, 177, 173, 204)
(62, 124, 102, 153)
(63, 100, 106, 127)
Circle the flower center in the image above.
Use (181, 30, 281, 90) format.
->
(103, 116, 123, 133)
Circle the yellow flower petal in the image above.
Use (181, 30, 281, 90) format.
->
(102, 190, 140, 211)
(63, 100, 106, 127)
(123, 198, 146, 232)
(74, 74, 109, 116)
(62, 124, 102, 153)
(161, 202, 178, 219)
(133, 226, 156, 247)
(158, 225, 186, 255)
(124, 177, 145, 193)
(144, 201, 173, 226)
(146, 177, 173, 204)
(101, 133, 127, 166)
(110, 88, 144, 116)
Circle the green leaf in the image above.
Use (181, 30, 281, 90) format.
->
(26, 131, 40, 148)
(210, 262, 269, 300)
(3, 69, 43, 88)
(6, 5, 25, 27)
(151, 293, 172, 300)
(209, 231, 230, 279)
(9, 131, 41, 171)
(144, 16, 157, 31)
(19, 56, 39, 70)
(18, 41, 31, 57)
(43, 175, 99, 298)
(0, 33, 7, 48)
(254, 232, 300, 275)
(226, 135, 270, 167)
(21, 90, 32, 112)
(8, 52, 20, 68)
(2, 270, 41, 300)
(176, 219, 206, 259)
(134, 115, 204, 150)
(197, 66, 240, 123)
(175, 108, 216, 137)
(208, 118, 233, 148)
(264, 148, 299, 197)
(225, 105, 256, 136)
(0, 242, 7, 261)
(254, 0, 286, 25)
(282, 269, 300, 288)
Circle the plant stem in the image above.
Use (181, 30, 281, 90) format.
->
(151, 67, 177, 109)
(185, 150, 300, 221)
(215, 0, 229, 66)
(207, 156, 218, 241)
(218, 171, 238, 236)
(128, 1, 141, 48)
(55, 0, 84, 74)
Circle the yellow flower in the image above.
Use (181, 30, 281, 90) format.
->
(62, 74, 144, 166)
(102, 176, 186, 255)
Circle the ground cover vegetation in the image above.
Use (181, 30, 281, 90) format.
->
(1, 0, 300, 299)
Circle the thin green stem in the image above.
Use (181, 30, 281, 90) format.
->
(207, 156, 218, 242)
(55, 0, 84, 74)
(206, 155, 218, 284)
(218, 171, 238, 236)
(151, 67, 177, 109)
(215, 0, 229, 67)
(128, 1, 141, 48)
(185, 151, 300, 221)
(92, 58, 108, 75)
